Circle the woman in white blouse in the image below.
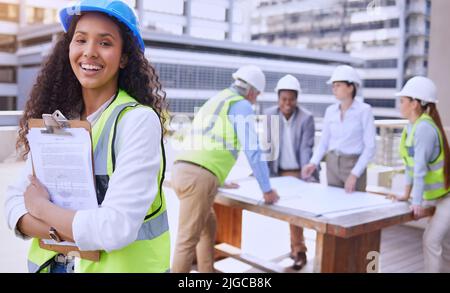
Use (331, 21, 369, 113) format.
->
(302, 65, 376, 193)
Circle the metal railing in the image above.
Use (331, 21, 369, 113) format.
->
(374, 119, 408, 167)
(0, 111, 431, 169)
(0, 111, 22, 127)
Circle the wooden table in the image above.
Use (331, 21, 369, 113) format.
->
(164, 177, 433, 273)
(212, 191, 433, 273)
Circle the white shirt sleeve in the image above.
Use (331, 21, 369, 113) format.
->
(3, 157, 33, 240)
(72, 107, 162, 252)
(351, 105, 376, 177)
(310, 106, 331, 166)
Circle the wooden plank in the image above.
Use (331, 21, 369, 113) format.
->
(214, 203, 242, 248)
(378, 226, 425, 273)
(314, 230, 381, 273)
(381, 234, 422, 253)
(324, 204, 434, 238)
(380, 226, 423, 247)
(214, 203, 242, 260)
(381, 242, 422, 261)
(215, 243, 288, 273)
(382, 253, 424, 273)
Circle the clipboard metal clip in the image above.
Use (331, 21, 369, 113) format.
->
(41, 110, 71, 135)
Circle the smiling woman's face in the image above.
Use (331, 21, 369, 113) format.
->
(69, 12, 125, 91)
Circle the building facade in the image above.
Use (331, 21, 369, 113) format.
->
(251, 0, 431, 118)
(12, 22, 361, 119)
(0, 0, 252, 111)
(1, 0, 362, 121)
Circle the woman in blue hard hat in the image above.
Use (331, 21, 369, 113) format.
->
(395, 76, 450, 273)
(302, 65, 376, 193)
(4, 0, 170, 273)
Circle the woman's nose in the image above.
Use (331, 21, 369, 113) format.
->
(83, 42, 98, 58)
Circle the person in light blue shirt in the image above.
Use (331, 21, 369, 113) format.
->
(171, 65, 279, 272)
(228, 92, 272, 193)
(394, 76, 450, 273)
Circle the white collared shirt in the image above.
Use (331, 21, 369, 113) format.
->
(310, 99, 376, 177)
(5, 98, 162, 252)
(279, 114, 300, 170)
(86, 94, 115, 125)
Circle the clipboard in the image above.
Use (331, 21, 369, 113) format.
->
(28, 110, 100, 262)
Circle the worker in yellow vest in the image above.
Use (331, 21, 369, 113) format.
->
(395, 76, 450, 273)
(4, 0, 170, 273)
(171, 65, 280, 272)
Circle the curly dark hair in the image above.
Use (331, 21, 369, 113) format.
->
(17, 14, 167, 159)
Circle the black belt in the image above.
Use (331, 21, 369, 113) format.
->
(279, 168, 300, 172)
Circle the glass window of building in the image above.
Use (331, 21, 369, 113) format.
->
(0, 34, 16, 53)
(0, 3, 19, 22)
(145, 0, 184, 15)
(0, 66, 16, 84)
(26, 7, 58, 25)
(0, 96, 16, 111)
(191, 26, 225, 40)
(191, 2, 226, 21)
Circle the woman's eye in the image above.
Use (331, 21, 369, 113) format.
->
(100, 41, 111, 46)
(75, 39, 86, 44)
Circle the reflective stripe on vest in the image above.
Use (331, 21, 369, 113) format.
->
(136, 210, 169, 241)
(190, 93, 241, 159)
(399, 113, 450, 200)
(28, 254, 54, 273)
(28, 261, 39, 273)
(94, 102, 137, 204)
(176, 88, 244, 184)
(94, 102, 137, 176)
(27, 238, 57, 273)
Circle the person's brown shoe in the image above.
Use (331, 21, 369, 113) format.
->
(292, 252, 307, 270)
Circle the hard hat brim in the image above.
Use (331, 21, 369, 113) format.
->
(394, 91, 438, 103)
(327, 79, 361, 86)
(274, 88, 302, 94)
(59, 5, 145, 52)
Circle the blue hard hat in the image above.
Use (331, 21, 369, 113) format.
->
(59, 0, 145, 52)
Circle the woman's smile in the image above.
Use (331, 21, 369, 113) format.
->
(79, 61, 105, 76)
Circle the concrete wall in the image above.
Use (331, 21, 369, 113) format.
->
(17, 66, 40, 110)
(429, 0, 450, 139)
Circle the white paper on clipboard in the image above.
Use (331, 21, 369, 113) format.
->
(27, 127, 98, 211)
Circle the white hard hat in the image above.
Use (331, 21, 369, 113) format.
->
(327, 65, 362, 87)
(395, 76, 438, 104)
(274, 74, 302, 94)
(232, 65, 266, 93)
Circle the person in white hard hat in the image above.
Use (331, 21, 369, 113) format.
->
(172, 65, 280, 272)
(394, 76, 450, 273)
(302, 65, 376, 193)
(264, 74, 318, 270)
